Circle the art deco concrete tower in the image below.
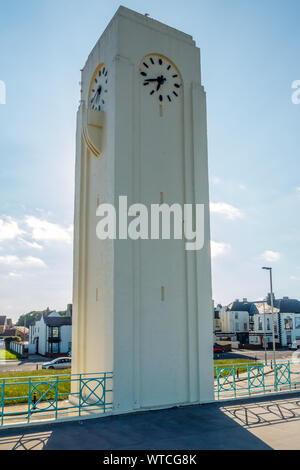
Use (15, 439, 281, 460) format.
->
(72, 6, 214, 414)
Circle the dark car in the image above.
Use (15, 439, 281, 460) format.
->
(214, 344, 225, 353)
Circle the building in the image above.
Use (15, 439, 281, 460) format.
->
(213, 304, 222, 341)
(0, 316, 7, 334)
(72, 6, 214, 414)
(248, 301, 280, 348)
(29, 307, 72, 357)
(215, 299, 251, 344)
(4, 326, 29, 341)
(277, 298, 300, 347)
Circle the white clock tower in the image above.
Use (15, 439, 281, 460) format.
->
(72, 6, 214, 414)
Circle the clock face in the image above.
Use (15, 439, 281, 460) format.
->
(139, 55, 182, 103)
(89, 64, 108, 111)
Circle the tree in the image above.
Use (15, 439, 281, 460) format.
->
(15, 311, 42, 327)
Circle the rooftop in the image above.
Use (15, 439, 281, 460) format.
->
(44, 317, 72, 327)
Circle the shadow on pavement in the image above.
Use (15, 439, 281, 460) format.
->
(0, 399, 275, 450)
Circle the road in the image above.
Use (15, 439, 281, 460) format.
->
(0, 348, 294, 374)
(0, 355, 49, 373)
(214, 348, 294, 362)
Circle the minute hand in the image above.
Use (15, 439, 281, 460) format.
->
(144, 78, 158, 82)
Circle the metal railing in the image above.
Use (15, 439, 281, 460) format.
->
(0, 372, 113, 427)
(215, 361, 300, 400)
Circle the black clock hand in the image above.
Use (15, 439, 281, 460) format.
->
(144, 78, 158, 82)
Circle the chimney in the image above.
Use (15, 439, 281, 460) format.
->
(66, 304, 72, 317)
(243, 298, 247, 302)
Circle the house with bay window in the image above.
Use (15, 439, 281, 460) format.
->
(279, 299, 300, 347)
(248, 297, 300, 348)
(29, 305, 72, 357)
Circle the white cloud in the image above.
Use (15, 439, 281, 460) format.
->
(211, 241, 231, 259)
(8, 272, 23, 279)
(290, 275, 300, 281)
(0, 255, 46, 268)
(25, 216, 73, 244)
(261, 250, 281, 263)
(24, 256, 47, 267)
(210, 202, 244, 220)
(0, 217, 24, 242)
(239, 184, 247, 191)
(0, 255, 22, 266)
(19, 238, 43, 250)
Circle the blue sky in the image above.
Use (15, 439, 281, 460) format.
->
(0, 0, 299, 320)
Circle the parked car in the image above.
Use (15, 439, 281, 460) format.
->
(289, 341, 300, 350)
(42, 357, 71, 370)
(214, 344, 226, 354)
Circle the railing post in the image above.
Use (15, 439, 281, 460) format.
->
(79, 374, 82, 417)
(103, 373, 106, 413)
(27, 377, 32, 424)
(247, 364, 251, 396)
(233, 366, 236, 398)
(55, 375, 59, 420)
(1, 379, 5, 427)
(216, 367, 220, 400)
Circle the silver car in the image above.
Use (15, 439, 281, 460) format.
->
(42, 357, 71, 370)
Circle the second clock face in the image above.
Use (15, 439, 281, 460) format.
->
(90, 64, 108, 111)
(139, 55, 182, 103)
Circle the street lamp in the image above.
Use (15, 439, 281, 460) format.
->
(262, 267, 276, 365)
(263, 300, 268, 364)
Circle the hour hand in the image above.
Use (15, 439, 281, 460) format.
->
(144, 78, 158, 82)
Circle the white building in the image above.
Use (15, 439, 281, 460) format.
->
(276, 298, 300, 347)
(216, 300, 251, 344)
(249, 311, 280, 348)
(72, 6, 214, 414)
(249, 298, 300, 348)
(29, 307, 72, 357)
(221, 310, 249, 335)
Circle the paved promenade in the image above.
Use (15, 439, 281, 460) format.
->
(0, 392, 300, 450)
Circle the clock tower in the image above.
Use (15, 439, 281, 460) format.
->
(72, 6, 214, 414)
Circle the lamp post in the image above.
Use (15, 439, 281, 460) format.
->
(262, 267, 276, 365)
(263, 300, 268, 364)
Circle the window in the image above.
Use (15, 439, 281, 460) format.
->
(47, 341, 60, 354)
(295, 318, 300, 329)
(52, 327, 59, 337)
(267, 318, 270, 330)
(258, 318, 263, 331)
(244, 323, 247, 330)
(235, 313, 238, 320)
(284, 317, 293, 330)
